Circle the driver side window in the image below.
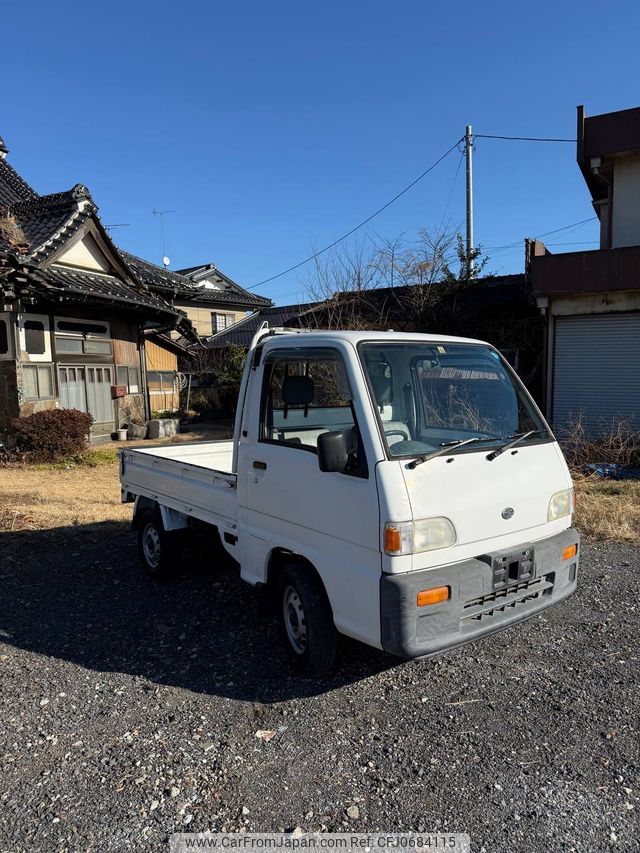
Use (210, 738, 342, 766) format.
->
(261, 353, 355, 452)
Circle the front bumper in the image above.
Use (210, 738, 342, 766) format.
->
(380, 527, 579, 659)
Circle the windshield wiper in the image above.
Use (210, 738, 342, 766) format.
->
(486, 430, 544, 461)
(407, 437, 485, 469)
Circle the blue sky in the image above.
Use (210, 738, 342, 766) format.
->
(3, 1, 640, 304)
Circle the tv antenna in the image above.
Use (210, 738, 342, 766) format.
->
(153, 208, 174, 265)
(104, 223, 130, 233)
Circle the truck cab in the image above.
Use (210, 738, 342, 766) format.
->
(121, 328, 579, 675)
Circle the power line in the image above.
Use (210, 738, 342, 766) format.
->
(484, 216, 598, 252)
(475, 133, 576, 143)
(544, 240, 599, 247)
(534, 217, 598, 238)
(441, 151, 464, 222)
(246, 138, 463, 290)
(247, 132, 586, 291)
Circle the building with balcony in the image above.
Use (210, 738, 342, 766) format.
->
(530, 104, 640, 432)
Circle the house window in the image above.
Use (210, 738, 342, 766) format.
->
(0, 315, 10, 358)
(55, 338, 84, 354)
(56, 320, 109, 336)
(116, 365, 141, 394)
(54, 316, 112, 356)
(84, 339, 112, 354)
(24, 321, 45, 354)
(22, 364, 55, 400)
(211, 313, 233, 334)
(147, 371, 177, 403)
(147, 371, 176, 389)
(18, 314, 52, 362)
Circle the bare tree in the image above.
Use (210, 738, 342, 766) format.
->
(303, 238, 390, 330)
(373, 228, 458, 327)
(302, 226, 488, 331)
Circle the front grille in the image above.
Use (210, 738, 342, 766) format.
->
(461, 573, 554, 625)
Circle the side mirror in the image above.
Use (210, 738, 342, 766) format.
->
(317, 430, 349, 473)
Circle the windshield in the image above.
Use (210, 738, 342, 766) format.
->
(359, 342, 551, 459)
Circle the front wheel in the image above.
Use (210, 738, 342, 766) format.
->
(278, 563, 337, 676)
(137, 509, 180, 579)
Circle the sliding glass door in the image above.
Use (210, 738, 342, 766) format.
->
(58, 365, 114, 427)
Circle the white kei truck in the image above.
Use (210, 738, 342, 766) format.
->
(120, 328, 579, 675)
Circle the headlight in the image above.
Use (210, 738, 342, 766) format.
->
(548, 489, 574, 522)
(384, 517, 456, 555)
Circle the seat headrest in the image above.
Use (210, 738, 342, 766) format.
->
(282, 375, 315, 406)
(371, 374, 392, 406)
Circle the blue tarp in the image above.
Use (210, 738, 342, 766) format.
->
(585, 463, 640, 480)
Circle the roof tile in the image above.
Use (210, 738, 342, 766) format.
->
(120, 250, 271, 308)
(0, 158, 38, 207)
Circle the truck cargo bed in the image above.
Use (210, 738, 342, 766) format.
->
(120, 441, 237, 533)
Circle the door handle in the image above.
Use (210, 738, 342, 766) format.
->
(253, 460, 267, 470)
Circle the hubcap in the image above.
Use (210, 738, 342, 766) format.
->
(283, 584, 307, 654)
(142, 523, 161, 569)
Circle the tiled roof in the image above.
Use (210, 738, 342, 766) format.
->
(176, 285, 271, 309)
(0, 157, 38, 207)
(0, 141, 255, 341)
(119, 250, 195, 293)
(206, 302, 318, 348)
(176, 261, 271, 308)
(0, 183, 94, 262)
(121, 251, 271, 309)
(0, 261, 197, 342)
(42, 265, 178, 313)
(174, 263, 207, 276)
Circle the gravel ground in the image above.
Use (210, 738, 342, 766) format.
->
(0, 525, 638, 852)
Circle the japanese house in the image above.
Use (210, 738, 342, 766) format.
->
(0, 135, 197, 438)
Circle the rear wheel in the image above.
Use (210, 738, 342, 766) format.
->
(137, 509, 180, 579)
(278, 562, 337, 676)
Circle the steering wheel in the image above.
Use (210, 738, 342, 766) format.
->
(384, 430, 409, 441)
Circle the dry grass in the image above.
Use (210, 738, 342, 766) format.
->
(573, 475, 640, 542)
(0, 424, 232, 531)
(0, 464, 131, 530)
(556, 417, 640, 542)
(558, 415, 640, 470)
(0, 212, 29, 249)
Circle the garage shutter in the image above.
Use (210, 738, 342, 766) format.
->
(553, 313, 640, 433)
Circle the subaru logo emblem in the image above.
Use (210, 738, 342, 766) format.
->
(502, 507, 514, 520)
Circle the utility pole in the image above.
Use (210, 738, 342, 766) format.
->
(464, 124, 474, 279)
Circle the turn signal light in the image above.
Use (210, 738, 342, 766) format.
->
(385, 526, 402, 554)
(417, 586, 450, 607)
(562, 543, 577, 561)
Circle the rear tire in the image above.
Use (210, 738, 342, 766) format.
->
(278, 562, 337, 676)
(137, 509, 180, 579)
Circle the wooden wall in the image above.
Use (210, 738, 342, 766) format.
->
(111, 319, 140, 366)
(146, 339, 178, 372)
(145, 339, 179, 412)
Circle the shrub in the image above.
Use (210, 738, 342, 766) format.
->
(10, 409, 93, 462)
(557, 415, 640, 471)
(216, 344, 246, 412)
(151, 409, 181, 419)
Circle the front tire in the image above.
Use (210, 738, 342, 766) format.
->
(137, 509, 180, 579)
(278, 562, 337, 676)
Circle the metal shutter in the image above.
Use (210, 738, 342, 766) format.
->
(553, 313, 640, 432)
